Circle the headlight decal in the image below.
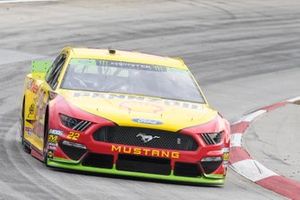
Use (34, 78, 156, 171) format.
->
(201, 131, 223, 145)
(60, 114, 91, 131)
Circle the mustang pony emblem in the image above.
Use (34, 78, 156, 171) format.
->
(136, 133, 160, 143)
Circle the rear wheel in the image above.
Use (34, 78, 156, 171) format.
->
(21, 97, 31, 154)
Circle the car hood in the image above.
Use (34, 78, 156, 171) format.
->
(58, 90, 218, 132)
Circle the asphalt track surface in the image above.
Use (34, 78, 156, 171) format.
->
(0, 0, 300, 199)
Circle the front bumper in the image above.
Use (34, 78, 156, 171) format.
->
(47, 134, 228, 185)
(47, 157, 225, 185)
(47, 100, 230, 185)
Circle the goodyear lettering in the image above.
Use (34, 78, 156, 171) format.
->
(111, 145, 180, 159)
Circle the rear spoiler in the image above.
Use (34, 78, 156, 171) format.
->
(31, 60, 52, 79)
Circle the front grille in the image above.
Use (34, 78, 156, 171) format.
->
(79, 153, 203, 177)
(174, 162, 201, 177)
(82, 153, 114, 169)
(93, 126, 198, 151)
(116, 154, 171, 175)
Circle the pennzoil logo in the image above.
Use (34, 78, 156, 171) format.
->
(111, 145, 180, 159)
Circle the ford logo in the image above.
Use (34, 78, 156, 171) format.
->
(132, 118, 162, 125)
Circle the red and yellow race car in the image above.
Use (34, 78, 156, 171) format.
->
(21, 47, 230, 185)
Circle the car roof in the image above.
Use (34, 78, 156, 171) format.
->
(64, 47, 188, 70)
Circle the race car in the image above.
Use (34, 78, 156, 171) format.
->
(21, 47, 230, 185)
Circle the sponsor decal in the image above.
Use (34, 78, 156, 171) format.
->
(27, 104, 35, 118)
(111, 145, 180, 159)
(49, 129, 63, 136)
(27, 79, 38, 93)
(47, 150, 54, 158)
(120, 101, 163, 114)
(48, 145, 57, 151)
(73, 92, 202, 110)
(222, 147, 230, 166)
(132, 118, 162, 125)
(67, 132, 80, 141)
(223, 152, 229, 161)
(24, 127, 33, 135)
(136, 133, 160, 143)
(48, 134, 58, 146)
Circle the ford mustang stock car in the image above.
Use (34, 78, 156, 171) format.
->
(20, 47, 230, 185)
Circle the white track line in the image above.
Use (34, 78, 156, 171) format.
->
(230, 133, 243, 147)
(231, 159, 278, 182)
(241, 109, 266, 122)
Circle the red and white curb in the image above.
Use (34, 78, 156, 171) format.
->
(229, 96, 300, 200)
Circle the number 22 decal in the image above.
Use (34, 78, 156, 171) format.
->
(67, 132, 80, 140)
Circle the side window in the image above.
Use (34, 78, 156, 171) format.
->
(46, 54, 66, 89)
(45, 55, 60, 81)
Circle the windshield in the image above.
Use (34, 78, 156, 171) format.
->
(61, 59, 205, 103)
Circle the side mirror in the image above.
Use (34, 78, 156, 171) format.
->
(31, 60, 52, 79)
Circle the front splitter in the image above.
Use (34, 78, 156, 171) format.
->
(47, 158, 225, 186)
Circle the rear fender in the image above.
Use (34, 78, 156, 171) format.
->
(23, 60, 51, 121)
